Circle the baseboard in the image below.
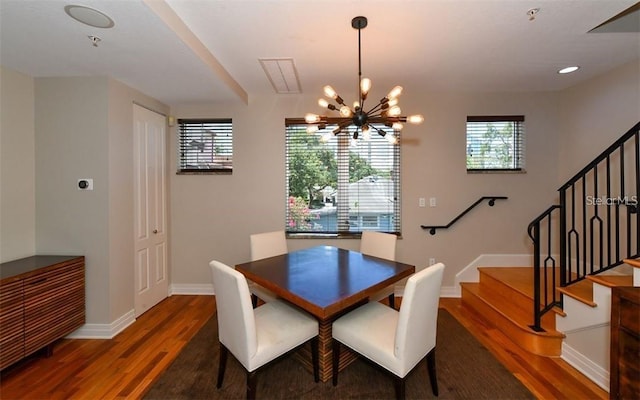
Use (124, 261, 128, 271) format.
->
(440, 286, 459, 298)
(169, 283, 214, 295)
(561, 342, 610, 392)
(66, 309, 136, 339)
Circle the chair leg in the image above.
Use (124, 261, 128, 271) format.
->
(311, 337, 319, 383)
(426, 348, 439, 396)
(393, 376, 406, 400)
(217, 343, 228, 388)
(246, 370, 257, 400)
(251, 294, 258, 308)
(388, 293, 395, 309)
(332, 340, 340, 386)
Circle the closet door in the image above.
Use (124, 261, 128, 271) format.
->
(133, 104, 168, 317)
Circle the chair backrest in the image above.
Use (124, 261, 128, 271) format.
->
(360, 231, 397, 261)
(394, 263, 445, 365)
(209, 260, 257, 368)
(250, 230, 287, 261)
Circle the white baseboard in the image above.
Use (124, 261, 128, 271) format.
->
(66, 309, 136, 339)
(562, 342, 610, 392)
(440, 286, 459, 298)
(170, 283, 214, 295)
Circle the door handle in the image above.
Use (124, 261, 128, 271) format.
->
(153, 229, 158, 234)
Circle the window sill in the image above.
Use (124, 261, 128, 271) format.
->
(467, 169, 526, 174)
(176, 170, 232, 175)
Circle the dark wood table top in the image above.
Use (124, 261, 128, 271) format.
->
(0, 255, 84, 283)
(235, 245, 415, 320)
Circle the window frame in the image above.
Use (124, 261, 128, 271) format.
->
(466, 115, 525, 173)
(177, 118, 233, 175)
(285, 118, 401, 239)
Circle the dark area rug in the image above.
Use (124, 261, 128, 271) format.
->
(144, 309, 534, 399)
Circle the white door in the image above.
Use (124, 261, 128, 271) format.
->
(133, 104, 168, 317)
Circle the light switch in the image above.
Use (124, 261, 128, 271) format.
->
(419, 197, 426, 207)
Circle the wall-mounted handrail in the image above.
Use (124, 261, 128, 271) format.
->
(420, 196, 508, 235)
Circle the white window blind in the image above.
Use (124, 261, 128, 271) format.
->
(466, 115, 525, 172)
(177, 118, 233, 173)
(285, 119, 401, 237)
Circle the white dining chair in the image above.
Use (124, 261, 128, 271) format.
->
(360, 230, 398, 308)
(248, 230, 286, 307)
(332, 262, 445, 400)
(209, 260, 319, 400)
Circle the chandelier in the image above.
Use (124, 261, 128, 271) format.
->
(304, 16, 424, 145)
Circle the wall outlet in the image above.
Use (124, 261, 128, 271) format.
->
(429, 258, 436, 266)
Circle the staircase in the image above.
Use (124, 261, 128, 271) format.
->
(461, 261, 639, 359)
(461, 267, 565, 357)
(460, 260, 640, 357)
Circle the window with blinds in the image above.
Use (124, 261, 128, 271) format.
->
(285, 119, 401, 237)
(177, 118, 233, 174)
(466, 115, 525, 172)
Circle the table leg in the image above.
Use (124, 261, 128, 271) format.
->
(296, 319, 358, 383)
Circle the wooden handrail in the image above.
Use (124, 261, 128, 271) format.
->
(420, 196, 508, 235)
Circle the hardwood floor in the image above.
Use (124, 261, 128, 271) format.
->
(0, 295, 607, 399)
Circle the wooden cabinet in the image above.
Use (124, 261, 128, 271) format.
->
(0, 256, 85, 370)
(610, 286, 640, 400)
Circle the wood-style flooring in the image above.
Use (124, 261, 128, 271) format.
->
(0, 295, 607, 400)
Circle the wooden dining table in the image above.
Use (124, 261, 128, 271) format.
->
(235, 245, 415, 382)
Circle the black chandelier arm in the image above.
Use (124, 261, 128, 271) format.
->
(370, 125, 388, 137)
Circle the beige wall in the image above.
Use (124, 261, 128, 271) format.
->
(1, 59, 637, 325)
(558, 60, 640, 180)
(35, 77, 111, 322)
(0, 66, 36, 262)
(33, 76, 168, 324)
(170, 90, 562, 288)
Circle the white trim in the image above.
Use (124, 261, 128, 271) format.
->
(561, 342, 610, 392)
(65, 309, 136, 339)
(440, 286, 459, 298)
(170, 283, 214, 295)
(453, 254, 533, 297)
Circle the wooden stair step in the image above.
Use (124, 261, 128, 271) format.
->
(478, 267, 564, 315)
(623, 258, 640, 269)
(461, 282, 564, 357)
(587, 274, 633, 288)
(557, 279, 596, 307)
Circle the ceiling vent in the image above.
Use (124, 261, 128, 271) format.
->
(259, 58, 301, 94)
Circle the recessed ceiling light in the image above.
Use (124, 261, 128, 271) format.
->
(558, 66, 580, 74)
(64, 5, 114, 28)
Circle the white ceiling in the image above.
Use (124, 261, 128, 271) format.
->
(1, 0, 638, 107)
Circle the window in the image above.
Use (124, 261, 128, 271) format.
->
(177, 118, 232, 174)
(285, 119, 401, 237)
(466, 115, 525, 172)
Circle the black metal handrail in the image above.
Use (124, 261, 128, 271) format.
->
(529, 121, 640, 331)
(421, 196, 507, 235)
(527, 205, 562, 331)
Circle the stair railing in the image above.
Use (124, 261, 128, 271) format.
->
(529, 121, 640, 331)
(527, 205, 562, 331)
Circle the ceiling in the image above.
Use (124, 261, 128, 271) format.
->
(1, 0, 638, 107)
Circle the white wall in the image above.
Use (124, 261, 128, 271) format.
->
(0, 66, 36, 262)
(169, 90, 561, 288)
